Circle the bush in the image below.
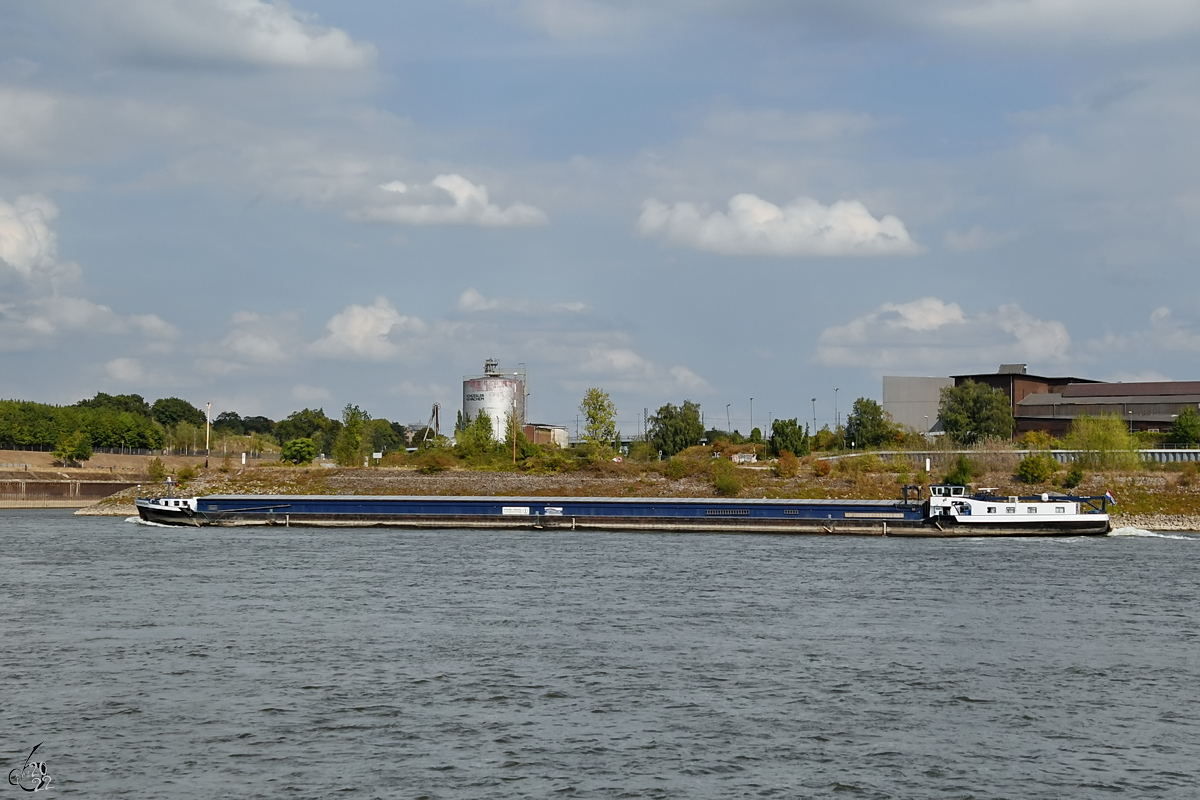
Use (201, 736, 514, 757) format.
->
(1064, 414, 1139, 470)
(813, 459, 832, 477)
(147, 457, 167, 483)
(176, 464, 198, 484)
(1062, 464, 1084, 489)
(1016, 453, 1058, 484)
(417, 450, 456, 474)
(665, 458, 690, 480)
(1017, 430, 1058, 450)
(710, 459, 742, 496)
(1176, 461, 1198, 487)
(774, 451, 799, 478)
(280, 437, 317, 465)
(942, 455, 978, 486)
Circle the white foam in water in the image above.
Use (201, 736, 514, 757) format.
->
(126, 515, 174, 528)
(1109, 526, 1197, 540)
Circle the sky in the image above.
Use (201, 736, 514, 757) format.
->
(2, 0, 1199, 435)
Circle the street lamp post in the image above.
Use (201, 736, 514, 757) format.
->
(750, 398, 754, 434)
(726, 404, 731, 434)
(205, 402, 211, 468)
(811, 398, 817, 434)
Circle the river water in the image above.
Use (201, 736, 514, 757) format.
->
(2, 510, 1198, 798)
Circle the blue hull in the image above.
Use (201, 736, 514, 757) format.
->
(138, 494, 1107, 536)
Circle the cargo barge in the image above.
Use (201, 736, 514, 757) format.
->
(135, 485, 1112, 536)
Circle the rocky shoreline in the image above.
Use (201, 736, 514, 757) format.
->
(1111, 514, 1200, 532)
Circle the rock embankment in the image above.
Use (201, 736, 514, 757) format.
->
(1112, 514, 1200, 532)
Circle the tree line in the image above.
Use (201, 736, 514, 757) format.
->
(0, 393, 421, 467)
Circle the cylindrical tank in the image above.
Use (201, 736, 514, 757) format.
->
(463, 361, 525, 439)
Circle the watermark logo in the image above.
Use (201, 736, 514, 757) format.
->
(7, 743, 52, 793)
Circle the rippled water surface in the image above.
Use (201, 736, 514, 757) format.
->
(3, 510, 1199, 798)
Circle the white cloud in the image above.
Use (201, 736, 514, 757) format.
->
(638, 193, 921, 257)
(930, 0, 1200, 44)
(0, 296, 178, 350)
(350, 174, 547, 227)
(71, 0, 376, 70)
(105, 357, 144, 382)
(670, 365, 711, 392)
(457, 287, 587, 315)
(291, 383, 331, 404)
(309, 296, 427, 361)
(0, 194, 79, 288)
(581, 344, 653, 377)
(218, 311, 297, 364)
(0, 194, 178, 351)
(1088, 306, 1200, 356)
(815, 297, 1071, 369)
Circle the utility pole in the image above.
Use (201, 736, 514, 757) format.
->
(811, 398, 817, 434)
(726, 403, 731, 433)
(750, 398, 754, 434)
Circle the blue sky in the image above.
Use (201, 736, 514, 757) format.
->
(2, 0, 1199, 434)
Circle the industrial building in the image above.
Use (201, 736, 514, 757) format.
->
(1015, 381, 1200, 435)
(882, 376, 953, 432)
(885, 364, 1200, 437)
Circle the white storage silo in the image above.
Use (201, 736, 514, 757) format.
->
(463, 359, 526, 439)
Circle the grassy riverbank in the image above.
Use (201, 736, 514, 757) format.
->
(77, 451, 1200, 529)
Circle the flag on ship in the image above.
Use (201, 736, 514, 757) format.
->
(1104, 490, 1116, 505)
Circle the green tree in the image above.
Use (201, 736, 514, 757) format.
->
(1170, 407, 1200, 446)
(151, 397, 206, 428)
(213, 411, 245, 435)
(75, 392, 151, 417)
(504, 411, 541, 461)
(845, 398, 894, 449)
(648, 400, 704, 457)
(938, 380, 1014, 445)
(367, 419, 404, 453)
(1064, 414, 1139, 470)
(769, 418, 810, 457)
(580, 388, 618, 451)
(1016, 452, 1058, 484)
(280, 437, 317, 465)
(52, 430, 92, 466)
(454, 411, 496, 458)
(275, 408, 341, 455)
(333, 404, 370, 466)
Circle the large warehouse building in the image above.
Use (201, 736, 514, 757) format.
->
(884, 365, 1200, 437)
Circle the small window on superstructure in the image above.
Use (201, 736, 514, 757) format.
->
(1027, 506, 1037, 514)
(1055, 506, 1065, 513)
(1006, 507, 1016, 514)
(987, 507, 997, 514)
